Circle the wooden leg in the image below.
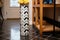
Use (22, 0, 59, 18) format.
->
(35, 8, 38, 26)
(40, 0, 43, 37)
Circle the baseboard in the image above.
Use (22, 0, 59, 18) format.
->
(7, 18, 20, 20)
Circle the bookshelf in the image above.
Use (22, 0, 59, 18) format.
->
(32, 0, 60, 37)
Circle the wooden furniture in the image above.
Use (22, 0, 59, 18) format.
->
(32, 0, 60, 37)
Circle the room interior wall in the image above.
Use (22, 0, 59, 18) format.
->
(56, 0, 60, 4)
(2, 0, 32, 25)
(2, 0, 20, 19)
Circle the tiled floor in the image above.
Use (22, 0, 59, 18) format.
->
(0, 20, 60, 40)
(0, 20, 20, 40)
(32, 25, 60, 40)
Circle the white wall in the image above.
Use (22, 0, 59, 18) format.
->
(56, 0, 60, 4)
(2, 0, 20, 19)
(2, 0, 32, 25)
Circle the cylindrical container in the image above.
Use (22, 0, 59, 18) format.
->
(20, 5, 29, 36)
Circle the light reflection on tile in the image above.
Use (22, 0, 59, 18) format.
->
(11, 28, 20, 40)
(1, 20, 21, 40)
